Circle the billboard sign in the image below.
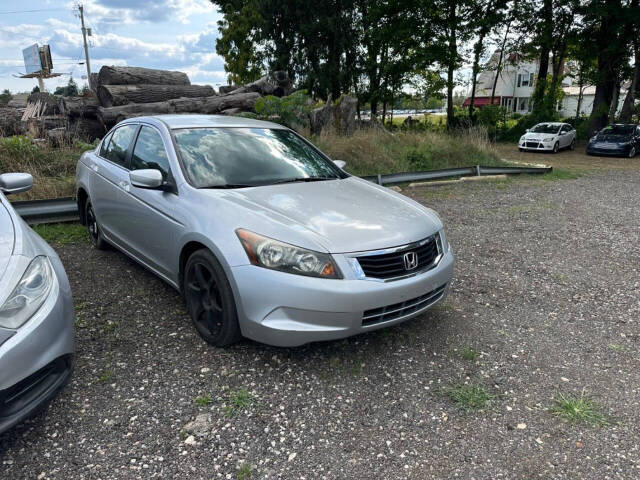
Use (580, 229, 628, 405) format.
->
(23, 43, 42, 74)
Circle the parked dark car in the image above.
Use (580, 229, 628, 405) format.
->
(586, 124, 640, 157)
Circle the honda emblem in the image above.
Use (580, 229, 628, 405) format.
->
(403, 251, 418, 270)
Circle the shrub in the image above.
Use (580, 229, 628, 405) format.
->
(0, 135, 39, 160)
(254, 90, 312, 129)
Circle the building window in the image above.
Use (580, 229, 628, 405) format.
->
(517, 73, 535, 88)
(519, 97, 528, 111)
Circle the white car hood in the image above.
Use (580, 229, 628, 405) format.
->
(523, 132, 556, 141)
(216, 177, 442, 253)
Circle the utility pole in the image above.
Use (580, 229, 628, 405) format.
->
(78, 4, 92, 90)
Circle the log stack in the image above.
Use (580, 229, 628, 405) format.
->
(0, 66, 308, 142)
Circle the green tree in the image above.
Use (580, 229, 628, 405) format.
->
(0, 89, 11, 106)
(54, 77, 79, 97)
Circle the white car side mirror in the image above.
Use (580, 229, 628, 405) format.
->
(333, 160, 346, 169)
(130, 169, 163, 189)
(0, 173, 33, 195)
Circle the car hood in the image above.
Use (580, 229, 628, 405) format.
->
(209, 177, 442, 253)
(0, 202, 15, 280)
(523, 132, 557, 141)
(593, 134, 632, 143)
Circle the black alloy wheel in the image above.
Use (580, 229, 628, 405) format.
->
(85, 198, 107, 250)
(183, 249, 241, 346)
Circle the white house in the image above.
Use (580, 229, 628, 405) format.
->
(464, 50, 627, 118)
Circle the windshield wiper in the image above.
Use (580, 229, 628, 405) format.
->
(269, 176, 339, 185)
(200, 183, 255, 189)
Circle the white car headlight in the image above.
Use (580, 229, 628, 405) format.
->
(519, 136, 525, 142)
(543, 137, 555, 142)
(0, 256, 54, 329)
(236, 229, 342, 279)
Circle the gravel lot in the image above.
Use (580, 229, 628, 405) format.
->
(1, 156, 639, 479)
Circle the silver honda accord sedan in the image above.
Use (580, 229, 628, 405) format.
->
(76, 115, 454, 347)
(0, 173, 74, 434)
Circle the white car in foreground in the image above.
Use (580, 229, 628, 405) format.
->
(519, 122, 576, 153)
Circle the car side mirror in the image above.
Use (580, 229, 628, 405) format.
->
(333, 160, 346, 169)
(525, 129, 530, 132)
(0, 173, 33, 195)
(130, 169, 163, 189)
(559, 131, 566, 136)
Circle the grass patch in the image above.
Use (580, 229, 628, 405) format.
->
(443, 383, 494, 412)
(194, 395, 212, 406)
(459, 347, 479, 361)
(224, 389, 253, 417)
(313, 128, 508, 177)
(32, 223, 88, 245)
(550, 392, 610, 426)
(95, 367, 113, 384)
(0, 136, 90, 200)
(537, 168, 583, 181)
(237, 463, 252, 479)
(608, 344, 625, 352)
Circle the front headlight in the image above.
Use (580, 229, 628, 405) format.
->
(519, 136, 525, 142)
(437, 229, 450, 253)
(236, 229, 342, 279)
(543, 137, 555, 142)
(0, 256, 54, 329)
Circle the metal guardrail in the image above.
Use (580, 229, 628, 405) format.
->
(361, 164, 552, 185)
(13, 197, 79, 224)
(12, 164, 551, 224)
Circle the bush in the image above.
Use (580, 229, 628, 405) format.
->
(0, 135, 39, 160)
(254, 90, 312, 129)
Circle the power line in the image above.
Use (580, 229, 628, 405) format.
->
(0, 8, 68, 15)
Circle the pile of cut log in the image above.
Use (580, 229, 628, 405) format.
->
(0, 66, 294, 143)
(95, 66, 291, 129)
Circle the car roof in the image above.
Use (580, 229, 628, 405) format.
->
(123, 114, 288, 130)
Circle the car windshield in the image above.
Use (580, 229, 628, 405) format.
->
(530, 124, 560, 134)
(600, 125, 635, 135)
(173, 127, 343, 188)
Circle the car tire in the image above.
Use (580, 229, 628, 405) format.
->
(628, 147, 636, 158)
(85, 198, 108, 250)
(519, 147, 523, 152)
(570, 139, 576, 151)
(553, 142, 559, 153)
(183, 249, 242, 347)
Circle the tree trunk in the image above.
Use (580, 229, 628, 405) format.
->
(97, 92, 261, 128)
(588, 69, 617, 137)
(97, 84, 216, 107)
(469, 26, 489, 122)
(446, 0, 457, 130)
(609, 79, 621, 122)
(491, 10, 514, 104)
(97, 66, 190, 87)
(226, 73, 291, 97)
(531, 0, 553, 116)
(575, 69, 584, 118)
(619, 42, 639, 123)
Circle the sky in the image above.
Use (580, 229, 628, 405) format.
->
(0, 0, 226, 93)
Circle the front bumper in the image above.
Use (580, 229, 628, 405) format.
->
(0, 255, 75, 434)
(586, 144, 631, 156)
(231, 249, 454, 347)
(519, 140, 555, 151)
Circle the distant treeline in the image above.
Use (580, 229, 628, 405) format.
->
(210, 0, 639, 136)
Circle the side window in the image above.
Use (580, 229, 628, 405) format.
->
(104, 125, 137, 166)
(130, 126, 171, 180)
(562, 125, 571, 133)
(99, 131, 113, 158)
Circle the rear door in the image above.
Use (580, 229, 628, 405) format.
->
(89, 124, 138, 243)
(115, 124, 183, 279)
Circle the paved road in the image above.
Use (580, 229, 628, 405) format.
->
(1, 166, 639, 479)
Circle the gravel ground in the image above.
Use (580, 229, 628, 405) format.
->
(1, 161, 639, 479)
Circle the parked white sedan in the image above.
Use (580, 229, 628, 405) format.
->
(519, 122, 576, 153)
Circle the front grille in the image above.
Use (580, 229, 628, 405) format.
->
(362, 284, 447, 326)
(526, 141, 540, 148)
(356, 235, 440, 280)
